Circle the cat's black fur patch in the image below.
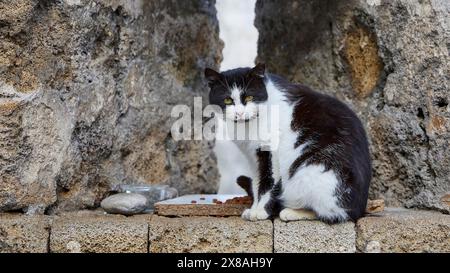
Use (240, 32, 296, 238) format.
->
(256, 148, 275, 200)
(264, 180, 283, 219)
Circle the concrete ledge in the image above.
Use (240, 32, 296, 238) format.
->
(274, 219, 356, 253)
(0, 214, 51, 253)
(49, 211, 150, 253)
(356, 208, 450, 253)
(149, 216, 273, 253)
(0, 208, 448, 253)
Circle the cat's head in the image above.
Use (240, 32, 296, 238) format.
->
(204, 63, 267, 122)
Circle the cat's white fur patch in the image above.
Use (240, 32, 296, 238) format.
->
(225, 85, 258, 121)
(242, 193, 271, 221)
(279, 208, 317, 221)
(242, 207, 269, 221)
(265, 80, 294, 182)
(281, 163, 348, 221)
(230, 86, 242, 105)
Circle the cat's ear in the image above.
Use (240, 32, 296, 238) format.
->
(204, 68, 222, 84)
(249, 63, 265, 78)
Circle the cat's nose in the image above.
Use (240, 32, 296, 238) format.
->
(236, 112, 244, 119)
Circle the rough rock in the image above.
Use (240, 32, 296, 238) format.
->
(50, 213, 149, 253)
(274, 219, 356, 253)
(149, 216, 273, 253)
(0, 0, 222, 213)
(356, 208, 450, 253)
(366, 199, 385, 213)
(256, 0, 450, 211)
(0, 213, 51, 253)
(100, 193, 147, 215)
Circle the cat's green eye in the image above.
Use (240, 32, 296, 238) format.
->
(224, 98, 233, 105)
(245, 96, 254, 102)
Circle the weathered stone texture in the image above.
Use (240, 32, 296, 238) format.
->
(50, 212, 149, 253)
(0, 0, 222, 213)
(256, 0, 450, 211)
(274, 220, 356, 253)
(1, 208, 449, 253)
(356, 208, 450, 253)
(149, 216, 273, 253)
(0, 213, 51, 253)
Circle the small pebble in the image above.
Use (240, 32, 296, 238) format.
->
(101, 193, 148, 215)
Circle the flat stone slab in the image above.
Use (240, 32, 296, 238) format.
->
(356, 208, 450, 253)
(154, 194, 250, 216)
(0, 214, 51, 253)
(50, 212, 149, 253)
(149, 216, 273, 253)
(274, 219, 356, 253)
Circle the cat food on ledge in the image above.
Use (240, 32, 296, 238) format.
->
(155, 194, 252, 216)
(213, 196, 253, 205)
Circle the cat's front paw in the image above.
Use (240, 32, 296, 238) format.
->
(279, 208, 317, 222)
(242, 208, 269, 221)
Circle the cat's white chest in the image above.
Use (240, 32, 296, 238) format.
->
(266, 81, 299, 181)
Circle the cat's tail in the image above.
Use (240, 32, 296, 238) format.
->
(236, 176, 253, 198)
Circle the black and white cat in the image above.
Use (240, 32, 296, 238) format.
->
(204, 64, 371, 223)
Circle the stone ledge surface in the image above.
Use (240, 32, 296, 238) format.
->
(0, 214, 51, 253)
(149, 216, 273, 253)
(274, 219, 356, 253)
(49, 211, 150, 253)
(0, 208, 448, 253)
(356, 208, 450, 253)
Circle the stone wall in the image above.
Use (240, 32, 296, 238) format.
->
(1, 0, 448, 215)
(256, 0, 450, 212)
(0, 0, 222, 213)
